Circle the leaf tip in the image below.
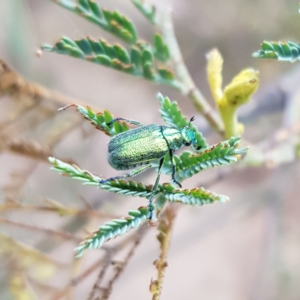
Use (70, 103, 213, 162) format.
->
(48, 156, 55, 164)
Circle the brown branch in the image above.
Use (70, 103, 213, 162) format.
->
(50, 257, 106, 300)
(100, 224, 148, 300)
(0, 59, 88, 107)
(50, 225, 150, 300)
(3, 161, 39, 203)
(87, 252, 112, 300)
(4, 138, 53, 161)
(0, 217, 81, 242)
(150, 205, 177, 300)
(0, 200, 120, 219)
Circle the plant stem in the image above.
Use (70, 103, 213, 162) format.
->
(219, 106, 238, 139)
(150, 205, 176, 300)
(161, 11, 224, 135)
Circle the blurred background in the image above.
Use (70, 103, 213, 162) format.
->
(1, 0, 300, 299)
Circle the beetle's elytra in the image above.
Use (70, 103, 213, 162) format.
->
(100, 117, 201, 219)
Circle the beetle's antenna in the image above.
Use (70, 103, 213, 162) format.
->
(189, 117, 195, 127)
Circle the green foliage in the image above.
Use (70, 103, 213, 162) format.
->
(162, 185, 229, 205)
(253, 41, 300, 62)
(253, 5, 300, 63)
(43, 37, 179, 88)
(49, 156, 233, 202)
(153, 33, 170, 62)
(51, 0, 138, 43)
(75, 207, 149, 258)
(44, 0, 182, 90)
(50, 154, 234, 257)
(49, 157, 154, 197)
(158, 93, 207, 149)
(132, 0, 157, 24)
(59, 104, 130, 136)
(175, 136, 248, 181)
(50, 94, 249, 256)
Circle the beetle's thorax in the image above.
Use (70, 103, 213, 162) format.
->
(161, 126, 187, 150)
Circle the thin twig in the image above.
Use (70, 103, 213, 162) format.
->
(0, 59, 89, 107)
(50, 258, 106, 300)
(0, 201, 119, 219)
(150, 205, 177, 300)
(99, 224, 149, 300)
(87, 252, 112, 300)
(3, 161, 39, 203)
(161, 12, 224, 135)
(3, 138, 53, 161)
(0, 217, 81, 242)
(50, 225, 149, 300)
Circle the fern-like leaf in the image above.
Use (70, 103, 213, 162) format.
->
(132, 0, 157, 24)
(175, 136, 248, 181)
(43, 37, 136, 74)
(43, 37, 180, 88)
(162, 184, 229, 205)
(157, 93, 207, 149)
(253, 41, 300, 62)
(153, 33, 170, 62)
(59, 104, 129, 136)
(51, 0, 138, 43)
(49, 157, 154, 198)
(75, 206, 149, 257)
(49, 156, 234, 205)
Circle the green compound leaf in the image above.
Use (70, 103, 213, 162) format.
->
(157, 93, 207, 149)
(161, 184, 229, 205)
(43, 37, 181, 89)
(75, 206, 149, 257)
(153, 33, 170, 62)
(49, 157, 154, 198)
(253, 41, 300, 62)
(51, 0, 138, 43)
(157, 67, 175, 81)
(59, 104, 130, 136)
(43, 37, 137, 75)
(141, 46, 155, 79)
(132, 0, 157, 24)
(175, 136, 248, 181)
(100, 180, 153, 198)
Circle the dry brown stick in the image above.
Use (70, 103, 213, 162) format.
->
(0, 58, 98, 164)
(3, 138, 53, 161)
(3, 160, 39, 203)
(0, 217, 81, 242)
(150, 205, 177, 300)
(0, 59, 89, 107)
(87, 252, 112, 300)
(1, 111, 87, 166)
(50, 225, 150, 300)
(0, 201, 120, 219)
(50, 257, 106, 300)
(99, 224, 149, 300)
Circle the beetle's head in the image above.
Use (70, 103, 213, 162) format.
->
(181, 117, 201, 151)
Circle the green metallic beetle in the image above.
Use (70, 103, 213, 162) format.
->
(99, 117, 201, 219)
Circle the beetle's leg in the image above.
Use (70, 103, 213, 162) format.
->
(99, 164, 152, 184)
(169, 149, 182, 188)
(107, 118, 144, 127)
(148, 157, 164, 220)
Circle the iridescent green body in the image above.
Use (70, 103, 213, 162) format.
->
(108, 124, 188, 170)
(100, 117, 200, 220)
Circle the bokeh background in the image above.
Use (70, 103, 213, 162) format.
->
(1, 0, 300, 299)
